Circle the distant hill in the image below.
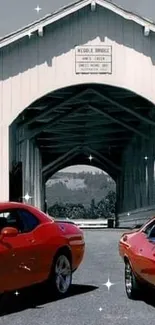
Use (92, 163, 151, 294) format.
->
(46, 171, 116, 208)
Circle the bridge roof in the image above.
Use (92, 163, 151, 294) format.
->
(0, 0, 155, 49)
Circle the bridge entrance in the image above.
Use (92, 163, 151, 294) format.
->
(45, 165, 116, 224)
(9, 83, 155, 226)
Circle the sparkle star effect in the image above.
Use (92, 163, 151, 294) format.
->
(15, 291, 19, 296)
(23, 193, 32, 202)
(103, 278, 115, 291)
(99, 307, 103, 311)
(88, 155, 93, 162)
(144, 156, 148, 160)
(35, 5, 42, 13)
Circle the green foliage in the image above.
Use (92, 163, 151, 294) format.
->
(48, 202, 87, 219)
(48, 190, 116, 220)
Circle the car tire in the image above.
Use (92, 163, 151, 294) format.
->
(48, 253, 72, 297)
(125, 261, 141, 299)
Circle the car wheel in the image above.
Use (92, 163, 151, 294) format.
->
(49, 253, 72, 297)
(125, 261, 140, 299)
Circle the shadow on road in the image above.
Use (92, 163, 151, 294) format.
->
(133, 287, 155, 308)
(0, 283, 98, 316)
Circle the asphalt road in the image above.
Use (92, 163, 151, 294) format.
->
(1, 229, 155, 325)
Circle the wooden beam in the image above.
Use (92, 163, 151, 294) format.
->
(41, 143, 125, 150)
(25, 88, 92, 126)
(40, 141, 126, 149)
(92, 89, 155, 127)
(28, 105, 47, 110)
(37, 135, 83, 141)
(37, 135, 124, 141)
(20, 105, 85, 142)
(41, 145, 124, 154)
(58, 116, 136, 125)
(86, 155, 118, 177)
(84, 146, 121, 171)
(89, 105, 149, 139)
(39, 139, 128, 152)
(55, 117, 100, 123)
(42, 146, 81, 173)
(43, 149, 81, 177)
(43, 125, 86, 132)
(42, 126, 127, 134)
(58, 119, 114, 126)
(40, 142, 81, 149)
(43, 152, 117, 181)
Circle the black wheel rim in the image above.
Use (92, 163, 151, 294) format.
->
(125, 263, 132, 295)
(55, 255, 71, 294)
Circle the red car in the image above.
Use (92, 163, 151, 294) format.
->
(0, 202, 85, 297)
(119, 217, 155, 299)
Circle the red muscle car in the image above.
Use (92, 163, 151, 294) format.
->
(0, 202, 85, 297)
(119, 217, 155, 299)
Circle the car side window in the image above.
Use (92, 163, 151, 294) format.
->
(0, 210, 23, 232)
(142, 220, 155, 236)
(0, 212, 10, 230)
(17, 209, 39, 233)
(148, 225, 155, 239)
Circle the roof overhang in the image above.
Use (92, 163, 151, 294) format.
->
(0, 0, 155, 50)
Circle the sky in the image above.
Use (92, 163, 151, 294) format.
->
(0, 0, 155, 38)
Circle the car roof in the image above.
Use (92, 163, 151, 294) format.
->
(0, 202, 52, 223)
(0, 202, 36, 210)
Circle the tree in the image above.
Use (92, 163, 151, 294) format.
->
(48, 202, 87, 219)
(47, 190, 116, 220)
(48, 203, 65, 218)
(104, 190, 116, 218)
(96, 199, 106, 218)
(96, 190, 116, 219)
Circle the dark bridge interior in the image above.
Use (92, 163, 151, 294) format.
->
(16, 83, 155, 181)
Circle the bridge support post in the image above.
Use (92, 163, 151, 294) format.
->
(34, 146, 42, 209)
(115, 177, 120, 227)
(41, 176, 46, 212)
(0, 124, 9, 201)
(20, 139, 42, 209)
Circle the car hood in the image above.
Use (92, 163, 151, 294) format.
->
(123, 229, 139, 235)
(120, 228, 141, 244)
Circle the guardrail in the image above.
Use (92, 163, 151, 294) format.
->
(54, 217, 117, 228)
(118, 205, 155, 228)
(71, 219, 109, 229)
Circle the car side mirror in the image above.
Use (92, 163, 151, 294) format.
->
(1, 227, 18, 238)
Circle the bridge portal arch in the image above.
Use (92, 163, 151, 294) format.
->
(7, 82, 155, 223)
